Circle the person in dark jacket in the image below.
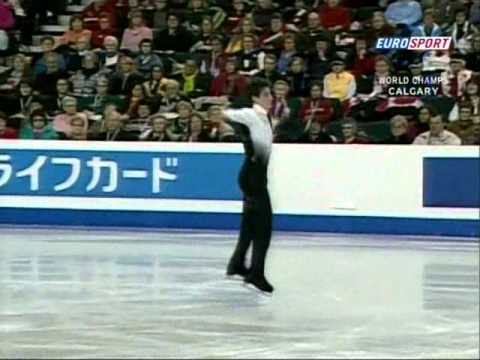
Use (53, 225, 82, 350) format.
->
(89, 108, 137, 141)
(286, 56, 310, 98)
(33, 54, 69, 96)
(154, 13, 195, 52)
(186, 112, 212, 142)
(254, 53, 284, 83)
(139, 114, 174, 141)
(21, 0, 66, 43)
(44, 78, 74, 116)
(109, 55, 144, 96)
(251, 0, 277, 30)
(2, 80, 42, 116)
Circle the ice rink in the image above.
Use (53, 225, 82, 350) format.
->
(0, 227, 478, 359)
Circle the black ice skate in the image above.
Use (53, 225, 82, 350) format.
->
(243, 275, 274, 295)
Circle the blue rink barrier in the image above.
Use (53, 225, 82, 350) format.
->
(423, 158, 480, 208)
(0, 149, 243, 200)
(0, 208, 478, 238)
(0, 142, 479, 238)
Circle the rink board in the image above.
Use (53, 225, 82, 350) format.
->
(0, 141, 478, 237)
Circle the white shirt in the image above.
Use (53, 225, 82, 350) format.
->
(413, 130, 462, 145)
(224, 104, 273, 163)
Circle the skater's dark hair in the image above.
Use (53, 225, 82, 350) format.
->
(248, 78, 271, 100)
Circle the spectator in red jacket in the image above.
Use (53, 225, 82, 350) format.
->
(199, 34, 229, 78)
(0, 111, 17, 139)
(0, 0, 15, 30)
(90, 13, 118, 49)
(252, 0, 277, 30)
(300, 80, 335, 124)
(318, 0, 351, 32)
(210, 57, 248, 97)
(82, 0, 117, 32)
(350, 37, 376, 78)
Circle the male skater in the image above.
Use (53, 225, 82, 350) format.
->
(222, 78, 275, 294)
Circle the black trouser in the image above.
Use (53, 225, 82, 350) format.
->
(229, 158, 272, 278)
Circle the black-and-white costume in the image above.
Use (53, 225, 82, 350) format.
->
(224, 104, 273, 282)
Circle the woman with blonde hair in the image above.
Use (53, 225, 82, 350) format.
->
(158, 79, 185, 113)
(225, 16, 259, 54)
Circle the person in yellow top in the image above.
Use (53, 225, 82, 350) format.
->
(322, 58, 356, 102)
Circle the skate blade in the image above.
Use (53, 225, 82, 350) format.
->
(243, 282, 273, 297)
(225, 274, 245, 281)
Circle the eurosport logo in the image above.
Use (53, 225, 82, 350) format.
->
(376, 37, 452, 50)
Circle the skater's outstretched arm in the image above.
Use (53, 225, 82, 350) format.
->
(222, 108, 256, 127)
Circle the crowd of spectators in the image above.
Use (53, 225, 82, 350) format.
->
(0, 0, 479, 144)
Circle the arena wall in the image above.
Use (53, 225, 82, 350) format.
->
(0, 141, 478, 237)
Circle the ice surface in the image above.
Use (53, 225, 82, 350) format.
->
(0, 228, 478, 359)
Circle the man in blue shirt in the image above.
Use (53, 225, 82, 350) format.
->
(385, 0, 423, 27)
